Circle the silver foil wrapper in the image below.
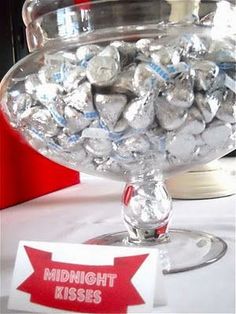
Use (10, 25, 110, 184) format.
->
(26, 108, 59, 137)
(155, 97, 188, 130)
(64, 82, 95, 114)
(145, 125, 166, 152)
(63, 67, 86, 92)
(23, 127, 48, 153)
(149, 39, 166, 53)
(35, 83, 63, 105)
(201, 119, 233, 148)
(113, 135, 150, 161)
(112, 65, 136, 95)
(133, 63, 157, 96)
(193, 61, 220, 91)
(208, 40, 236, 63)
(64, 106, 90, 134)
(99, 45, 120, 63)
(166, 71, 195, 108)
(57, 133, 83, 151)
(113, 118, 129, 133)
(86, 56, 120, 86)
(166, 132, 197, 161)
(96, 158, 122, 175)
(76, 45, 101, 62)
(56, 134, 89, 166)
(111, 41, 137, 68)
(95, 93, 127, 130)
(25, 74, 42, 95)
(195, 90, 222, 123)
(178, 33, 207, 59)
(84, 138, 112, 157)
(8, 93, 34, 126)
(179, 107, 206, 135)
(209, 71, 226, 92)
(216, 90, 236, 123)
(136, 38, 153, 56)
(38, 62, 74, 85)
(81, 120, 109, 139)
(151, 47, 180, 66)
(124, 93, 155, 130)
(46, 101, 66, 128)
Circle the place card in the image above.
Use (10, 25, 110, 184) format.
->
(9, 241, 166, 313)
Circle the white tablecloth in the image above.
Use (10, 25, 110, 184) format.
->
(1, 174, 235, 314)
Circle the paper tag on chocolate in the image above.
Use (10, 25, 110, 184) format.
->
(9, 241, 166, 314)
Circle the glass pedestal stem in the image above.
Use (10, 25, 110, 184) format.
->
(122, 169, 172, 245)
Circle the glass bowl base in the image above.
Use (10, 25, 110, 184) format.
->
(86, 229, 227, 274)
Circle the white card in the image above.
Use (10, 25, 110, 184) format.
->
(9, 241, 166, 314)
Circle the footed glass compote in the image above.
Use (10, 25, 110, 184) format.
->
(86, 165, 228, 273)
(1, 0, 235, 273)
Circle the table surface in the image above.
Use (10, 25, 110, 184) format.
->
(1, 166, 236, 314)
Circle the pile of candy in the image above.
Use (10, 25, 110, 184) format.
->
(4, 24, 236, 179)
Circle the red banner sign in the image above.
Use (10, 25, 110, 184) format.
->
(18, 246, 148, 313)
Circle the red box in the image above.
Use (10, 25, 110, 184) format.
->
(0, 111, 80, 209)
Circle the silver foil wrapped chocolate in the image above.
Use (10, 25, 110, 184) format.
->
(63, 67, 86, 92)
(201, 119, 233, 148)
(113, 135, 150, 161)
(193, 61, 219, 91)
(76, 45, 101, 62)
(86, 56, 120, 86)
(84, 138, 112, 157)
(64, 82, 95, 116)
(178, 33, 207, 59)
(136, 38, 153, 56)
(133, 63, 157, 96)
(96, 158, 122, 175)
(95, 93, 127, 130)
(155, 97, 188, 130)
(166, 71, 195, 108)
(124, 93, 155, 130)
(7, 93, 34, 126)
(64, 106, 90, 134)
(99, 45, 120, 63)
(209, 71, 226, 92)
(38, 62, 74, 85)
(47, 102, 66, 128)
(111, 41, 137, 68)
(25, 74, 42, 95)
(195, 90, 222, 123)
(35, 83, 63, 105)
(56, 135, 89, 166)
(179, 107, 206, 135)
(113, 118, 129, 133)
(26, 108, 59, 137)
(208, 40, 236, 63)
(81, 121, 109, 139)
(112, 65, 136, 95)
(57, 133, 83, 151)
(166, 132, 197, 161)
(145, 125, 166, 152)
(151, 47, 180, 65)
(216, 89, 236, 123)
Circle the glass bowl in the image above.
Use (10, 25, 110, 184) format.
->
(0, 0, 235, 273)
